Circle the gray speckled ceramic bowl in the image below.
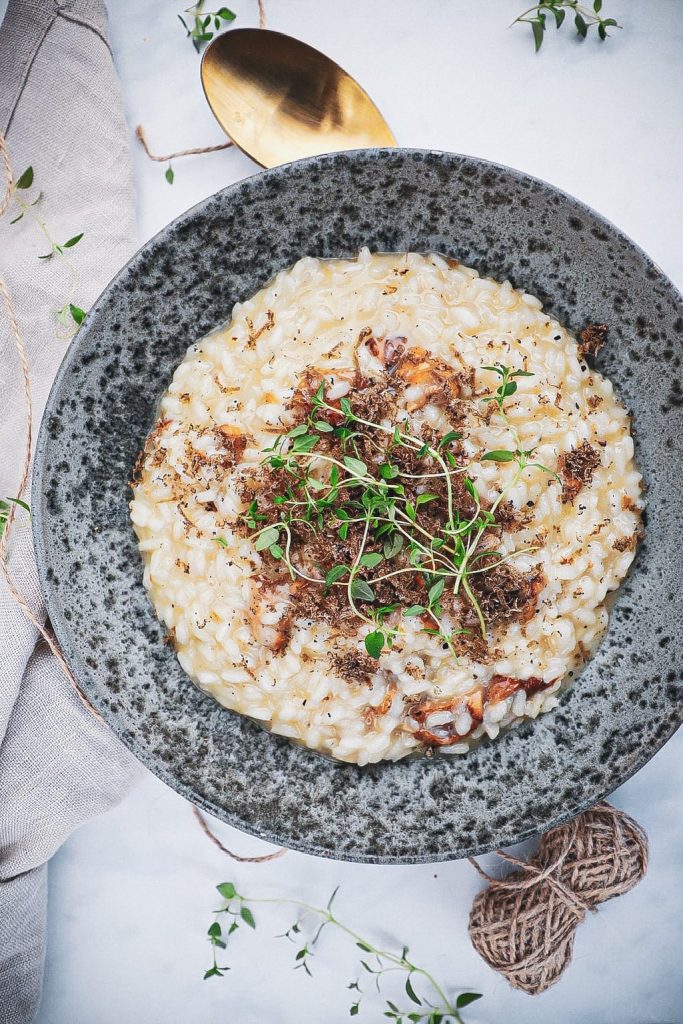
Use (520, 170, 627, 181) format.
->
(33, 149, 683, 863)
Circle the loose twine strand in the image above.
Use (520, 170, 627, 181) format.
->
(135, 125, 232, 162)
(468, 802, 648, 994)
(0, 130, 283, 863)
(135, 0, 266, 165)
(0, 131, 97, 716)
(192, 806, 286, 862)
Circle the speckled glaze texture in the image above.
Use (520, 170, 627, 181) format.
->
(33, 150, 683, 863)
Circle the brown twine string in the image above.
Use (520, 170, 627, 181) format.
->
(135, 125, 232, 162)
(468, 802, 648, 995)
(0, 131, 101, 718)
(135, 0, 267, 165)
(0, 133, 13, 216)
(192, 806, 287, 862)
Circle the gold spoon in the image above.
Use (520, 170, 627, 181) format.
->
(200, 28, 396, 168)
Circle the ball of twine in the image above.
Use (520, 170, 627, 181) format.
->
(468, 802, 648, 995)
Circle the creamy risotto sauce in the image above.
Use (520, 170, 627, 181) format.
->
(130, 251, 642, 764)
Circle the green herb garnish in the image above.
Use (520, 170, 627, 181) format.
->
(232, 367, 557, 659)
(205, 881, 483, 1022)
(178, 2, 236, 53)
(9, 167, 86, 336)
(0, 497, 30, 540)
(514, 0, 620, 51)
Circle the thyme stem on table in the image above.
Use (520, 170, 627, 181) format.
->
(8, 166, 85, 336)
(513, 0, 620, 50)
(205, 882, 483, 1023)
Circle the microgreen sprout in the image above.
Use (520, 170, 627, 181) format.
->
(206, 881, 483, 1022)
(482, 446, 562, 483)
(481, 363, 534, 414)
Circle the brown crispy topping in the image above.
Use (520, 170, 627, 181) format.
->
(177, 503, 196, 535)
(363, 679, 397, 727)
(411, 727, 464, 748)
(215, 424, 247, 464)
(522, 676, 555, 696)
(407, 696, 474, 747)
(578, 322, 608, 359)
(131, 417, 172, 484)
(558, 441, 601, 503)
(289, 369, 352, 427)
(246, 309, 275, 345)
(407, 696, 458, 724)
(466, 690, 484, 723)
(393, 348, 474, 421)
(494, 500, 529, 533)
(613, 532, 642, 553)
(332, 650, 379, 687)
(467, 562, 545, 628)
(486, 674, 548, 704)
(365, 334, 407, 374)
(450, 630, 494, 665)
(270, 614, 292, 654)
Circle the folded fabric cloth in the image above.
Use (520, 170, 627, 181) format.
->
(0, 3, 144, 1021)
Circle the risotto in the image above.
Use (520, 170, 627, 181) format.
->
(130, 251, 642, 765)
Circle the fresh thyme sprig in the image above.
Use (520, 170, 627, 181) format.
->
(178, 2, 236, 53)
(235, 368, 557, 660)
(480, 363, 561, 482)
(513, 0, 620, 51)
(205, 882, 483, 1023)
(481, 363, 533, 413)
(9, 166, 86, 335)
(0, 497, 30, 540)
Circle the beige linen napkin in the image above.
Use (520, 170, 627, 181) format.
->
(0, 3, 144, 1021)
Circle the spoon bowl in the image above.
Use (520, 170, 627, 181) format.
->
(200, 28, 396, 167)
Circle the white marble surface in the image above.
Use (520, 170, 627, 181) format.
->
(35, 1, 683, 1021)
